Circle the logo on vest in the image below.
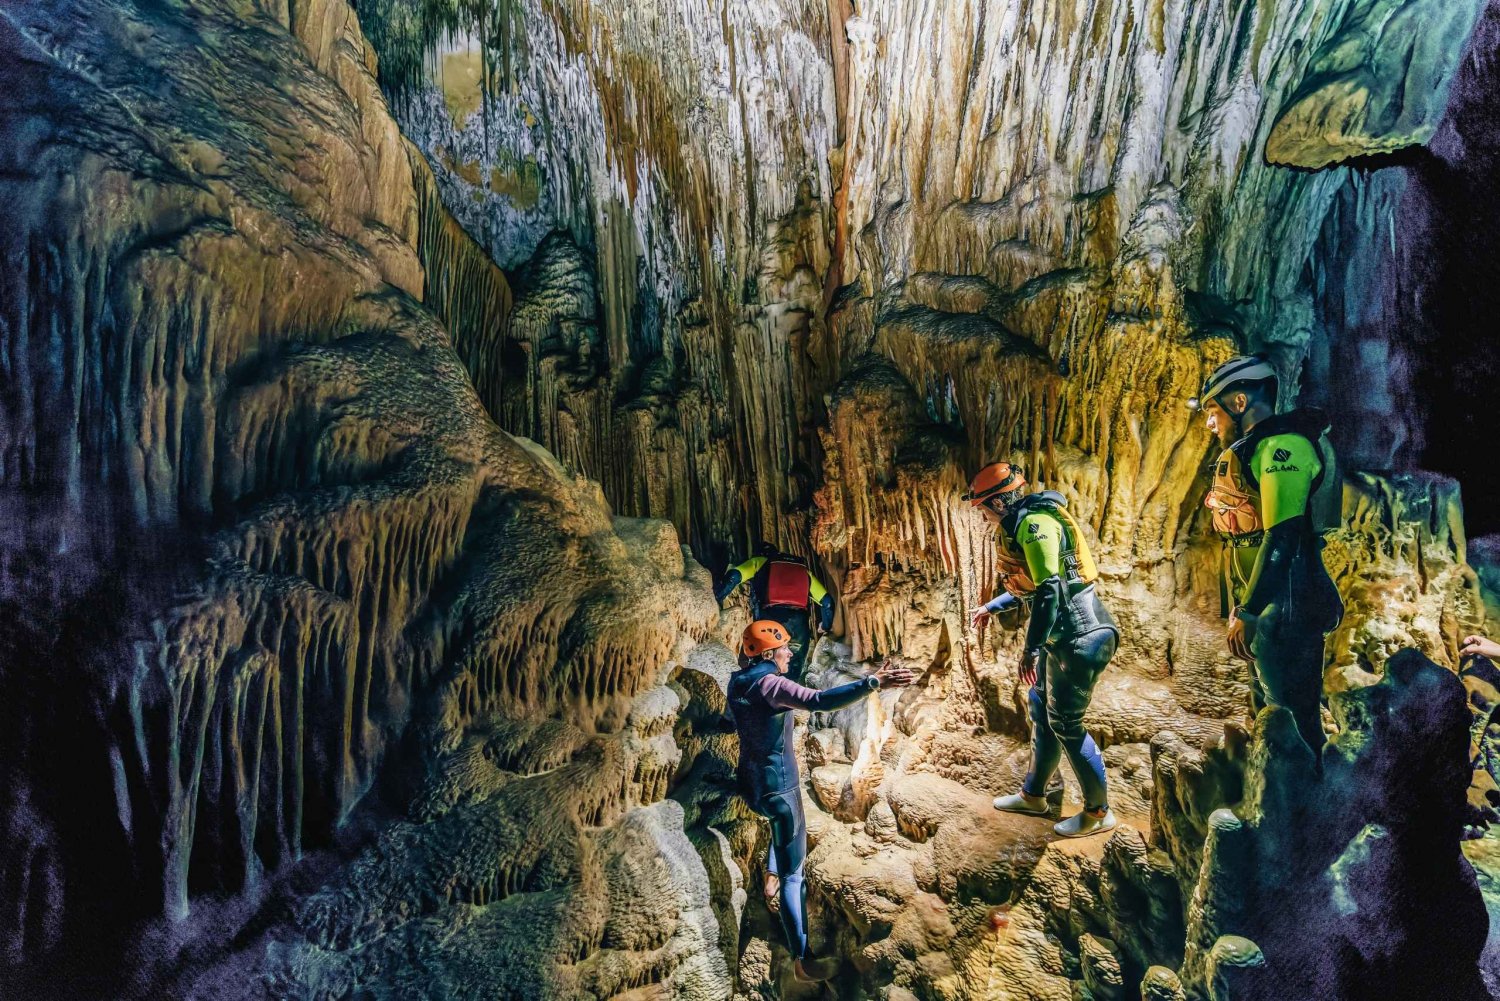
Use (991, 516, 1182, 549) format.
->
(1272, 447, 1292, 462)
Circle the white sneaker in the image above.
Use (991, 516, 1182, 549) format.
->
(1053, 808, 1117, 838)
(993, 792, 1050, 816)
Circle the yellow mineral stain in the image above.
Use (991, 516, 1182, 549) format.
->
(489, 156, 543, 210)
(441, 48, 485, 128)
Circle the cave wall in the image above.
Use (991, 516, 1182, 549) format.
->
(377, 0, 843, 565)
(375, 0, 1500, 997)
(0, 0, 733, 995)
(390, 0, 1490, 673)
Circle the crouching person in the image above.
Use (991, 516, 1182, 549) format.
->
(966, 462, 1121, 838)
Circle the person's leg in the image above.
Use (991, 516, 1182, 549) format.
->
(761, 790, 809, 960)
(1046, 629, 1115, 811)
(1252, 605, 1327, 761)
(1248, 654, 1268, 716)
(997, 657, 1059, 815)
(764, 842, 780, 904)
(1024, 662, 1063, 797)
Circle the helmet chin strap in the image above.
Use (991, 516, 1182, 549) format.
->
(1218, 395, 1249, 438)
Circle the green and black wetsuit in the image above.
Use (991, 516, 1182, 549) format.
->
(1208, 409, 1343, 758)
(717, 551, 833, 683)
(998, 492, 1119, 811)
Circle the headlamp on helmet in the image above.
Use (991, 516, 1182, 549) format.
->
(1187, 355, 1278, 412)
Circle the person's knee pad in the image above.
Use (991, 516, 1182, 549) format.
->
(1027, 684, 1046, 725)
(1046, 708, 1087, 745)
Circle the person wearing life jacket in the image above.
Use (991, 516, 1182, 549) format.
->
(716, 542, 835, 684)
(1188, 355, 1344, 765)
(966, 462, 1121, 838)
(728, 620, 913, 981)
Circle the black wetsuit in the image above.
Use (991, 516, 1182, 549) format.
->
(727, 661, 876, 959)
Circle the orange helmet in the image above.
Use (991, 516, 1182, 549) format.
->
(741, 620, 792, 658)
(964, 462, 1026, 507)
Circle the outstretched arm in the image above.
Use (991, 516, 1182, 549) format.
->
(971, 590, 1019, 628)
(760, 674, 876, 713)
(808, 573, 834, 632)
(759, 663, 913, 712)
(715, 556, 767, 606)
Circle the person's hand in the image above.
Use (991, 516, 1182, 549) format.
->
(1227, 610, 1255, 662)
(1461, 635, 1500, 660)
(1018, 649, 1039, 688)
(874, 659, 915, 689)
(971, 607, 991, 630)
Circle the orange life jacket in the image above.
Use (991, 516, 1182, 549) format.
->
(1205, 446, 1264, 545)
(996, 549, 1037, 597)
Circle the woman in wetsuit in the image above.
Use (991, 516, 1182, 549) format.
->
(727, 620, 913, 980)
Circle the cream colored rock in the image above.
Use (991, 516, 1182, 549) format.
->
(1079, 933, 1126, 1001)
(810, 764, 855, 820)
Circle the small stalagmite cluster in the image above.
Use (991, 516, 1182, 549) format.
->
(2, 0, 1499, 999)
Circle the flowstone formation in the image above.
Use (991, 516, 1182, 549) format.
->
(2, 0, 1499, 999)
(0, 0, 730, 996)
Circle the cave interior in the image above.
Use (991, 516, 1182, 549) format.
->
(3, 0, 1500, 998)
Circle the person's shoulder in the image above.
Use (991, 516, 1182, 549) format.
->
(1253, 431, 1317, 473)
(756, 671, 792, 692)
(1016, 511, 1060, 539)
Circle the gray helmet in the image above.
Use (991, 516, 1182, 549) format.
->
(1186, 355, 1277, 411)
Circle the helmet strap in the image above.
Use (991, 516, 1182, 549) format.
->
(1216, 393, 1250, 437)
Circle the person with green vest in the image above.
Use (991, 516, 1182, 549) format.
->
(1188, 355, 1344, 766)
(716, 542, 835, 684)
(967, 462, 1121, 838)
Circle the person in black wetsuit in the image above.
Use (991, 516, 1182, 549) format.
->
(727, 619, 913, 981)
(717, 542, 835, 684)
(1188, 356, 1343, 767)
(964, 461, 1121, 838)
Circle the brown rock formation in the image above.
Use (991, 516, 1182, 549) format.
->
(0, 0, 727, 996)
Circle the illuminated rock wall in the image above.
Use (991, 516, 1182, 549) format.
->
(390, 0, 1489, 672)
(376, 0, 1496, 996)
(0, 0, 728, 995)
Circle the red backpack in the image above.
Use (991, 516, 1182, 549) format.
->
(763, 560, 810, 608)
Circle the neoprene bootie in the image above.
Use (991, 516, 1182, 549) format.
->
(993, 791, 1049, 815)
(1054, 808, 1116, 838)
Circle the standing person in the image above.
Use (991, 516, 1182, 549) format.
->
(716, 542, 835, 683)
(966, 462, 1121, 838)
(728, 620, 913, 981)
(1188, 355, 1343, 766)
